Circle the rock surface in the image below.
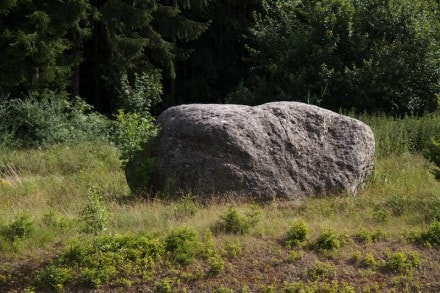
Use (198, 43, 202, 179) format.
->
(126, 102, 375, 200)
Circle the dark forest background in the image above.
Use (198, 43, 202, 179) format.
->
(1, 0, 440, 117)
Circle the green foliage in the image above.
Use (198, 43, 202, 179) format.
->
(309, 261, 337, 280)
(155, 277, 173, 293)
(207, 254, 225, 276)
(286, 220, 310, 247)
(415, 220, 440, 247)
(116, 71, 163, 114)
(0, 93, 109, 148)
(34, 233, 165, 290)
(217, 207, 255, 235)
(243, 0, 440, 114)
(386, 251, 420, 273)
(362, 253, 377, 268)
(0, 0, 91, 95)
(424, 138, 440, 180)
(357, 112, 440, 157)
(164, 227, 198, 265)
(1, 214, 34, 241)
(314, 229, 340, 252)
(34, 265, 72, 292)
(174, 194, 200, 220)
(112, 110, 158, 166)
(79, 188, 108, 235)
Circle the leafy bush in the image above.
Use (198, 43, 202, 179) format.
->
(424, 138, 440, 180)
(386, 251, 420, 273)
(309, 261, 337, 280)
(34, 265, 73, 292)
(1, 214, 34, 241)
(115, 71, 162, 114)
(217, 207, 252, 235)
(243, 0, 440, 115)
(362, 253, 377, 268)
(79, 188, 108, 235)
(34, 233, 165, 290)
(0, 93, 109, 148)
(414, 220, 440, 247)
(314, 229, 340, 252)
(286, 220, 310, 247)
(164, 227, 198, 265)
(112, 110, 158, 166)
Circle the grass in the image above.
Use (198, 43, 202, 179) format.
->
(1, 114, 440, 291)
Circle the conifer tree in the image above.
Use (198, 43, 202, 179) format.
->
(0, 0, 91, 96)
(99, 0, 210, 106)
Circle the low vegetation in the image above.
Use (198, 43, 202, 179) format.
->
(1, 113, 440, 292)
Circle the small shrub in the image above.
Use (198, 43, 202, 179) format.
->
(355, 228, 373, 245)
(79, 267, 115, 288)
(309, 261, 337, 280)
(222, 241, 243, 259)
(424, 137, 440, 180)
(386, 251, 420, 273)
(34, 265, 72, 292)
(199, 228, 216, 259)
(314, 229, 340, 252)
(112, 110, 158, 167)
(288, 249, 304, 262)
(372, 208, 390, 223)
(1, 214, 34, 241)
(416, 220, 440, 247)
(42, 211, 69, 229)
(351, 250, 362, 263)
(165, 227, 198, 265)
(174, 194, 200, 220)
(155, 277, 172, 293)
(208, 255, 225, 275)
(218, 207, 251, 235)
(79, 188, 108, 235)
(34, 233, 165, 290)
(286, 220, 310, 247)
(363, 253, 377, 268)
(0, 94, 109, 148)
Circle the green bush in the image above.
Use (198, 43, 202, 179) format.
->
(424, 138, 440, 180)
(0, 93, 109, 148)
(1, 214, 34, 241)
(309, 261, 337, 280)
(218, 207, 251, 235)
(415, 220, 440, 247)
(164, 227, 198, 265)
(115, 71, 162, 114)
(362, 253, 377, 268)
(286, 220, 310, 247)
(34, 233, 165, 290)
(34, 265, 73, 292)
(314, 229, 340, 252)
(386, 251, 420, 273)
(243, 0, 440, 115)
(79, 188, 108, 235)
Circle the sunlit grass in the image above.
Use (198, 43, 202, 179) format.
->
(1, 114, 440, 290)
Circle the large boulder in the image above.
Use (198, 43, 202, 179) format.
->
(126, 102, 375, 200)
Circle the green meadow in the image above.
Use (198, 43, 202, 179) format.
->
(1, 114, 440, 292)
